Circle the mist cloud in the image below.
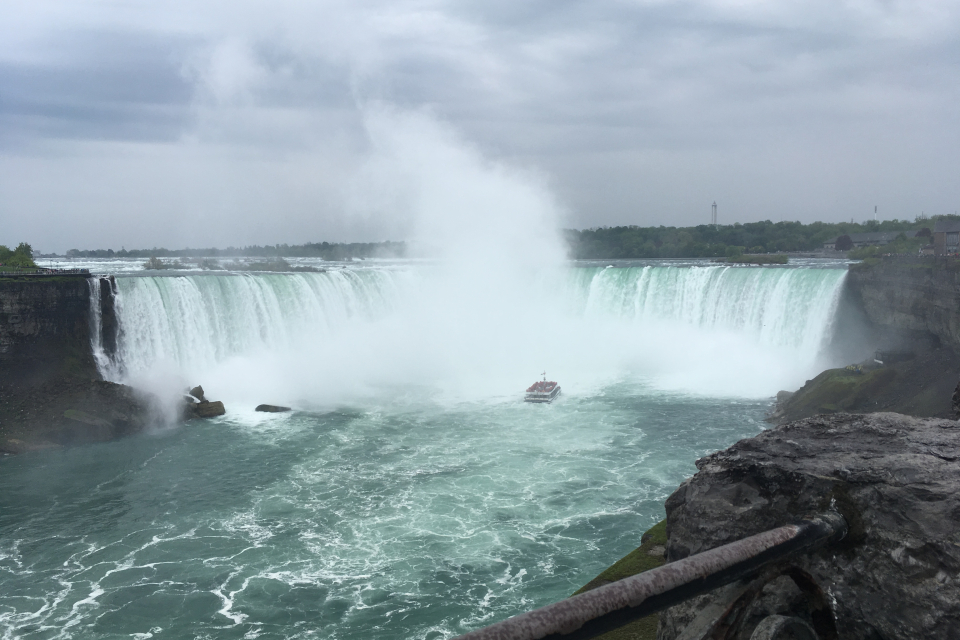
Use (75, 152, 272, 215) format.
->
(1, 1, 958, 252)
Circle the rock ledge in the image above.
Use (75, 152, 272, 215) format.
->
(659, 412, 960, 640)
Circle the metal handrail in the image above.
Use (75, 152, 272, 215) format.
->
(452, 512, 847, 640)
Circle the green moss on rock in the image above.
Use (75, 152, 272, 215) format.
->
(570, 520, 667, 640)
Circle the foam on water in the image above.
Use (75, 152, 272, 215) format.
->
(0, 385, 769, 639)
(1, 259, 853, 639)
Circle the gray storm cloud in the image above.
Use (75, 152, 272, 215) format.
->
(1, 0, 958, 252)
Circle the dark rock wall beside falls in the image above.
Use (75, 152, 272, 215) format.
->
(658, 413, 960, 640)
(845, 258, 960, 350)
(0, 276, 147, 453)
(0, 276, 101, 388)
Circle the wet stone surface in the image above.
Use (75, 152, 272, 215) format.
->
(658, 412, 960, 640)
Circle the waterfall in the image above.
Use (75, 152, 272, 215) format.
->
(85, 277, 112, 378)
(569, 265, 847, 353)
(103, 263, 849, 399)
(107, 269, 411, 380)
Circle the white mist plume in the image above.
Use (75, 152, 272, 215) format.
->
(108, 110, 850, 407)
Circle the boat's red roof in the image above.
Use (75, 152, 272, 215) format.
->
(526, 381, 558, 393)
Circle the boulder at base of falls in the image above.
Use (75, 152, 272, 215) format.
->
(185, 400, 225, 419)
(188, 385, 206, 402)
(657, 412, 960, 640)
(255, 404, 291, 413)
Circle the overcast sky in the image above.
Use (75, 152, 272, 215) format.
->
(2, 1, 959, 252)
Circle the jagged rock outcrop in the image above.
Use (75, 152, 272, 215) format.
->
(182, 386, 226, 419)
(769, 350, 960, 423)
(658, 413, 960, 640)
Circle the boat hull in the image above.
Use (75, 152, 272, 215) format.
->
(524, 387, 561, 403)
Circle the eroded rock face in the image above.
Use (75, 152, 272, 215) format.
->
(658, 413, 960, 640)
(846, 259, 960, 350)
(0, 276, 100, 388)
(0, 378, 157, 452)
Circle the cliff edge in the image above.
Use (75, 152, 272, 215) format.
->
(0, 275, 154, 453)
(772, 257, 960, 423)
(658, 412, 960, 640)
(846, 257, 960, 350)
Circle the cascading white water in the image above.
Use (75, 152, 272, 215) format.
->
(85, 276, 113, 376)
(104, 263, 848, 402)
(108, 269, 411, 380)
(570, 265, 846, 353)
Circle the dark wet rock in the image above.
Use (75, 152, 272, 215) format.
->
(0, 276, 100, 388)
(0, 378, 155, 450)
(255, 404, 291, 413)
(952, 381, 960, 418)
(658, 412, 960, 640)
(771, 349, 960, 423)
(186, 400, 225, 419)
(188, 385, 206, 402)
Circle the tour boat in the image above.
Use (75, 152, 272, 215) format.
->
(525, 372, 561, 403)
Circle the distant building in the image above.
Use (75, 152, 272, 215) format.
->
(933, 220, 960, 255)
(823, 232, 910, 251)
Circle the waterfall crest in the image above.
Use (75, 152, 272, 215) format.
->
(570, 265, 847, 352)
(108, 270, 410, 380)
(104, 264, 849, 399)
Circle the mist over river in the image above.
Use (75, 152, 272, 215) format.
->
(3, 258, 852, 639)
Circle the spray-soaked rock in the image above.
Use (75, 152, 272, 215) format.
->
(658, 412, 960, 640)
(0, 378, 154, 452)
(188, 385, 206, 402)
(184, 399, 225, 419)
(255, 404, 291, 413)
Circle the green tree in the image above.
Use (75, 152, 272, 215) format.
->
(0, 242, 37, 268)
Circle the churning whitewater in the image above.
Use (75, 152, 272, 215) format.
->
(102, 264, 847, 400)
(1, 261, 850, 640)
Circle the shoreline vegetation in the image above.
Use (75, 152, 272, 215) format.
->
(142, 256, 323, 272)
(65, 241, 406, 261)
(0, 243, 37, 269)
(48, 214, 959, 263)
(563, 215, 952, 260)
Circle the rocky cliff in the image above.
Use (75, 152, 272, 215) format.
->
(0, 275, 152, 453)
(846, 257, 960, 350)
(0, 275, 101, 387)
(770, 257, 960, 424)
(658, 412, 960, 640)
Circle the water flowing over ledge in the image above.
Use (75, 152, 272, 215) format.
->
(100, 264, 848, 400)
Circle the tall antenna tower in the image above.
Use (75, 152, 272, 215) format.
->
(711, 202, 717, 228)
(874, 205, 878, 222)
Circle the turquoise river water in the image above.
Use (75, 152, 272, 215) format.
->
(2, 260, 851, 639)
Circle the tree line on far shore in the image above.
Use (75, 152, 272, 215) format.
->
(42, 213, 960, 263)
(564, 215, 956, 259)
(65, 241, 406, 261)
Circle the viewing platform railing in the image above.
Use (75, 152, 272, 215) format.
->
(452, 512, 847, 640)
